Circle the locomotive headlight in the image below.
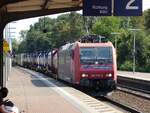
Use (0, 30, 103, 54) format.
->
(108, 73, 112, 77)
(82, 74, 88, 77)
(106, 73, 112, 77)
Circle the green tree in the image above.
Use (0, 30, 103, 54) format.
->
(92, 17, 121, 37)
(144, 9, 150, 32)
(12, 38, 19, 53)
(16, 11, 150, 72)
(19, 30, 27, 41)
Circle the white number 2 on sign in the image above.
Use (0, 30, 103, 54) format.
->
(126, 0, 139, 10)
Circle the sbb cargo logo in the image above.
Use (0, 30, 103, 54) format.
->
(83, 0, 142, 16)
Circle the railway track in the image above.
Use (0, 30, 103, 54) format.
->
(117, 83, 150, 95)
(117, 76, 150, 94)
(80, 89, 143, 113)
(64, 83, 144, 113)
(81, 84, 150, 113)
(117, 86, 150, 100)
(98, 96, 141, 113)
(117, 75, 150, 101)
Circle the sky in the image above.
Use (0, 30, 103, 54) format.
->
(7, 0, 150, 39)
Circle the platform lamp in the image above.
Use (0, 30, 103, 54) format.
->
(129, 29, 141, 74)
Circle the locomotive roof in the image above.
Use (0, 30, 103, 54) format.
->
(60, 41, 114, 51)
(76, 41, 114, 47)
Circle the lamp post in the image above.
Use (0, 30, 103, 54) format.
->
(111, 32, 120, 50)
(129, 29, 141, 74)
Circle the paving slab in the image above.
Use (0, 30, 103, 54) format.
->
(7, 67, 82, 113)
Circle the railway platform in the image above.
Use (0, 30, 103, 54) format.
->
(6, 67, 123, 113)
(118, 71, 150, 81)
(7, 67, 81, 113)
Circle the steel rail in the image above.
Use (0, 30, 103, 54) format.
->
(117, 83, 150, 95)
(99, 96, 141, 113)
(117, 76, 150, 96)
(117, 86, 150, 100)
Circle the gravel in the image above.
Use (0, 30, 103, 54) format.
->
(108, 90, 150, 113)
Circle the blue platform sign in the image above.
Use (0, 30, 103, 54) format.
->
(83, 0, 112, 16)
(114, 0, 142, 16)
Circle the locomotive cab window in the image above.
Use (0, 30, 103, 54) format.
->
(96, 47, 113, 64)
(80, 47, 113, 64)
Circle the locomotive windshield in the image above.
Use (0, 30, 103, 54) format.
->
(80, 47, 113, 64)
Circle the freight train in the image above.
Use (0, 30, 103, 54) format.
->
(15, 36, 117, 93)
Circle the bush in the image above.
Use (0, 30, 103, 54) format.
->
(136, 67, 150, 73)
(119, 61, 150, 73)
(119, 61, 133, 71)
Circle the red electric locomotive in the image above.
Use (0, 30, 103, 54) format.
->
(16, 35, 117, 93)
(57, 39, 117, 92)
